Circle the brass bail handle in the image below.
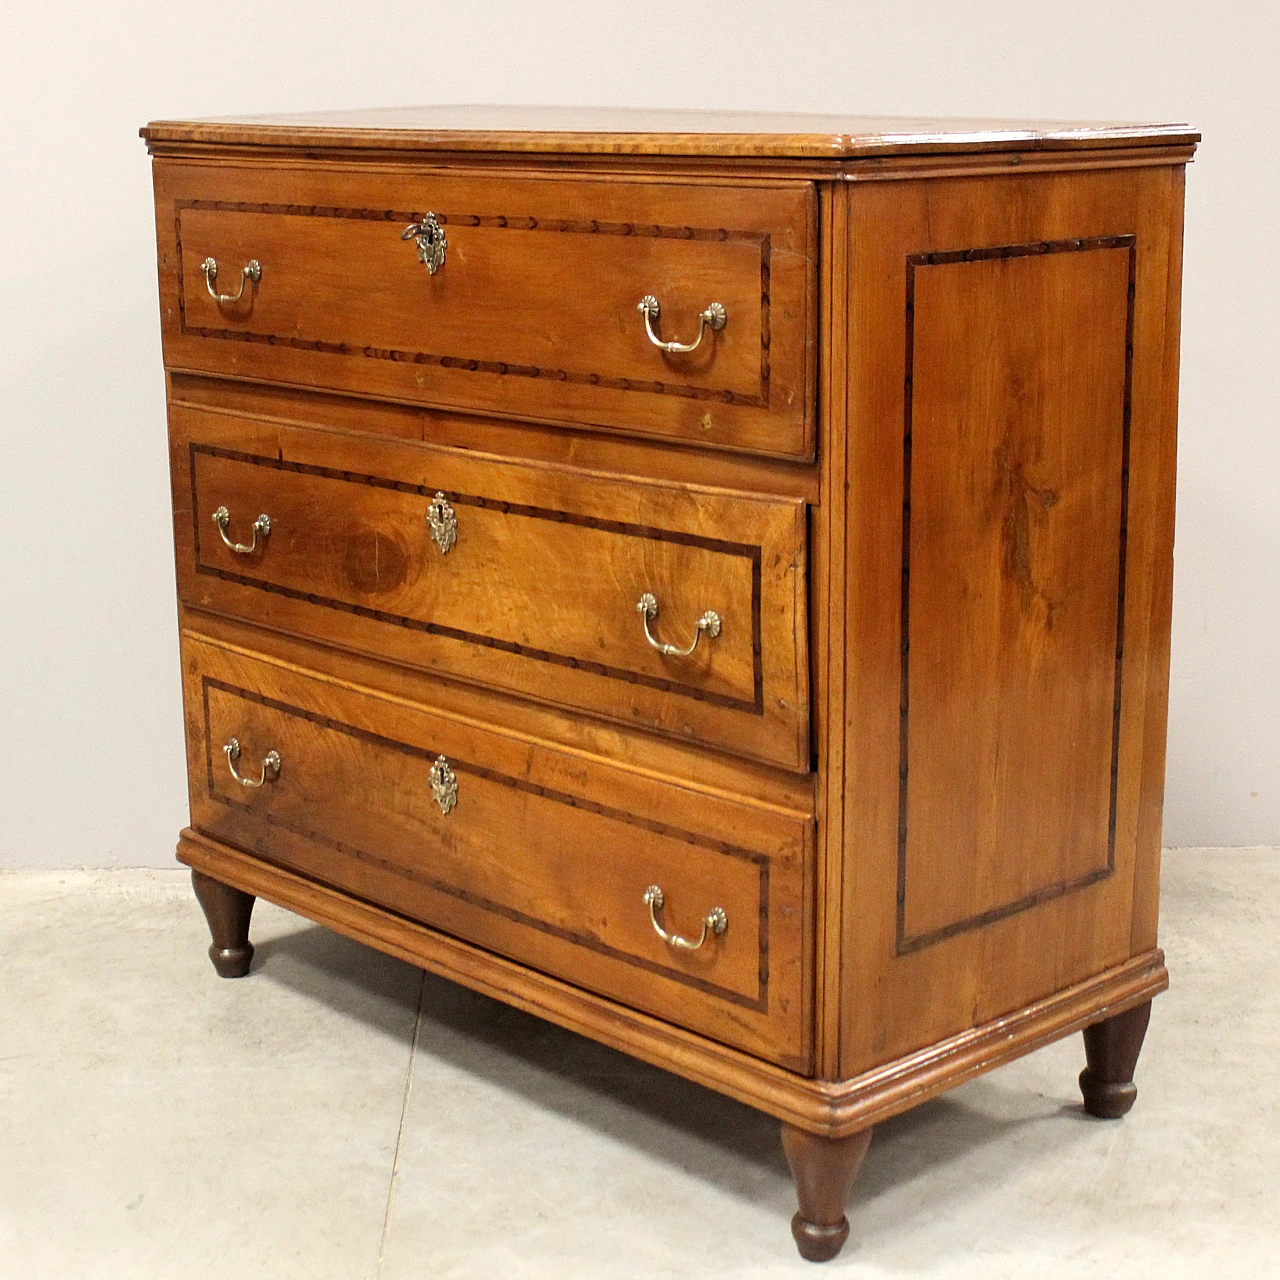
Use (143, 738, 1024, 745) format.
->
(636, 593, 721, 657)
(637, 295, 727, 354)
(223, 738, 281, 789)
(202, 257, 261, 305)
(643, 886, 728, 952)
(212, 506, 270, 555)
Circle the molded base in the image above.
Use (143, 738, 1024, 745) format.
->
(178, 829, 1167, 1135)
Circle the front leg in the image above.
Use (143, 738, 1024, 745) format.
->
(1079, 999, 1152, 1118)
(191, 869, 256, 978)
(780, 1123, 873, 1262)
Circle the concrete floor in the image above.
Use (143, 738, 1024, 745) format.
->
(0, 849, 1275, 1278)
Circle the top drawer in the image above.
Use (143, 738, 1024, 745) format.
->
(152, 162, 817, 460)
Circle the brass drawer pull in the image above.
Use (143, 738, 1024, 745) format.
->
(637, 295, 726, 354)
(201, 257, 261, 305)
(402, 212, 447, 274)
(426, 492, 457, 554)
(212, 506, 270, 555)
(223, 737, 281, 788)
(430, 755, 458, 815)
(643, 886, 727, 951)
(636, 593, 721, 657)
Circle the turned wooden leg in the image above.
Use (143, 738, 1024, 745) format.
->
(780, 1122, 873, 1262)
(1079, 999, 1152, 1118)
(191, 869, 256, 978)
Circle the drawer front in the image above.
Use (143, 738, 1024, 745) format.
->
(183, 636, 813, 1068)
(172, 404, 810, 771)
(154, 162, 816, 460)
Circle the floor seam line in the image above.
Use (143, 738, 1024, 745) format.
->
(376, 967, 427, 1279)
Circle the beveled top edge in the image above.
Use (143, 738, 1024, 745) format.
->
(140, 104, 1200, 159)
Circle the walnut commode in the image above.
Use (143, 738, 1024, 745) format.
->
(142, 106, 1196, 1262)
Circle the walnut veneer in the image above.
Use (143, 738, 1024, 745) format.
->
(143, 106, 1196, 1261)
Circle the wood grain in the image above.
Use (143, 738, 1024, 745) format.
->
(1129, 167, 1186, 954)
(812, 180, 850, 1080)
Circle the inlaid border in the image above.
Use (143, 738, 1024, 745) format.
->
(200, 677, 770, 1011)
(174, 199, 771, 407)
(189, 443, 765, 714)
(896, 234, 1137, 955)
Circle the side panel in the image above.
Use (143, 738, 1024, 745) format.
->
(903, 241, 1132, 945)
(839, 167, 1184, 1075)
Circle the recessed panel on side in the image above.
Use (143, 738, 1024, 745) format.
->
(900, 241, 1134, 949)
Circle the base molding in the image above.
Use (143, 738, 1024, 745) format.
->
(178, 828, 1167, 1137)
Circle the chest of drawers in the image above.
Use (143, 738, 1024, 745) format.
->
(142, 106, 1196, 1261)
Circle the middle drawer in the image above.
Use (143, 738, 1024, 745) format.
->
(171, 403, 810, 770)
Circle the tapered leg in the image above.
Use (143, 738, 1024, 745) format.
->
(1079, 1000, 1152, 1118)
(191, 869, 256, 978)
(780, 1123, 873, 1262)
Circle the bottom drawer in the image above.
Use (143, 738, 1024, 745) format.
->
(181, 633, 813, 1069)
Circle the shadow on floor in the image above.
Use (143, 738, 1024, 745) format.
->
(251, 919, 1095, 1210)
(250, 919, 423, 1041)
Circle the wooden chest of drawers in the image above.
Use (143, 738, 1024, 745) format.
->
(142, 106, 1196, 1261)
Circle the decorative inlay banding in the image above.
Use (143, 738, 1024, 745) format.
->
(201, 676, 770, 1009)
(896, 234, 1137, 954)
(174, 199, 771, 406)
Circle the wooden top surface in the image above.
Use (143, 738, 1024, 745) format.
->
(141, 104, 1198, 158)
